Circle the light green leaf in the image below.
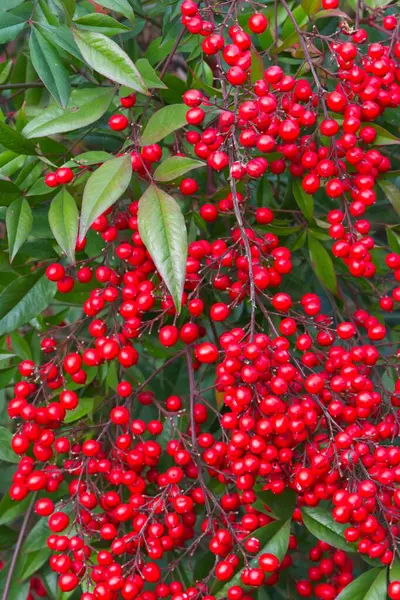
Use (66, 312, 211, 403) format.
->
(63, 151, 113, 168)
(293, 179, 314, 221)
(0, 12, 26, 44)
(0, 59, 12, 84)
(6, 198, 33, 262)
(72, 28, 149, 95)
(64, 396, 95, 423)
(73, 13, 131, 36)
(154, 156, 205, 182)
(0, 428, 19, 463)
(0, 271, 57, 336)
(336, 568, 387, 600)
(301, 0, 321, 14)
(92, 0, 134, 22)
(379, 180, 400, 217)
(251, 46, 264, 83)
(38, 23, 83, 61)
(138, 185, 188, 312)
(0, 121, 36, 155)
(48, 188, 78, 264)
(135, 58, 167, 89)
(79, 155, 132, 241)
(22, 87, 115, 138)
(308, 235, 337, 294)
(29, 27, 70, 109)
(140, 104, 187, 145)
(302, 506, 352, 552)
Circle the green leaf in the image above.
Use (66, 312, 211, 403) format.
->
(10, 332, 32, 361)
(0, 493, 31, 526)
(0, 12, 26, 44)
(23, 518, 51, 553)
(59, 0, 76, 22)
(64, 396, 95, 423)
(0, 526, 18, 549)
(135, 58, 167, 89)
(20, 549, 51, 581)
(29, 27, 71, 109)
(22, 87, 115, 138)
(308, 235, 337, 294)
(336, 568, 387, 600)
(293, 179, 314, 221)
(38, 23, 83, 61)
(371, 123, 400, 145)
(0, 271, 57, 336)
(140, 104, 188, 145)
(251, 46, 264, 83)
(215, 520, 291, 598)
(73, 13, 131, 36)
(0, 560, 30, 600)
(387, 228, 400, 253)
(154, 156, 205, 182)
(379, 180, 400, 217)
(6, 198, 33, 262)
(79, 155, 132, 242)
(92, 0, 134, 22)
(72, 28, 149, 95)
(254, 487, 296, 521)
(138, 185, 188, 312)
(301, 0, 321, 14)
(0, 59, 12, 84)
(0, 121, 36, 155)
(0, 427, 19, 463)
(63, 151, 113, 167)
(301, 506, 351, 552)
(48, 188, 78, 264)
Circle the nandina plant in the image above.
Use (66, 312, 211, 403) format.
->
(0, 0, 399, 599)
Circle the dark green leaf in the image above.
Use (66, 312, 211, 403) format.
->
(379, 180, 400, 217)
(0, 121, 36, 155)
(10, 332, 32, 361)
(301, 0, 321, 14)
(23, 518, 50, 552)
(154, 156, 205, 182)
(0, 12, 26, 44)
(38, 23, 83, 61)
(79, 155, 132, 241)
(336, 568, 387, 600)
(0, 526, 18, 549)
(29, 27, 70, 109)
(254, 487, 296, 520)
(0, 427, 19, 462)
(72, 28, 149, 95)
(251, 46, 264, 83)
(20, 549, 51, 581)
(293, 179, 314, 221)
(370, 123, 400, 145)
(22, 87, 115, 138)
(301, 506, 352, 552)
(0, 271, 57, 336)
(387, 228, 400, 253)
(73, 13, 131, 36)
(93, 0, 134, 22)
(308, 235, 337, 294)
(140, 104, 188, 145)
(48, 188, 78, 264)
(0, 493, 31, 526)
(138, 185, 188, 312)
(6, 198, 33, 262)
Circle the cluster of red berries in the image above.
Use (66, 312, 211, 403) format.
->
(7, 1, 400, 599)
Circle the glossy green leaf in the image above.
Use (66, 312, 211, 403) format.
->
(72, 29, 149, 95)
(0, 428, 19, 463)
(6, 197, 33, 262)
(20, 549, 51, 581)
(254, 487, 296, 521)
(336, 568, 387, 600)
(79, 155, 132, 242)
(0, 493, 31, 526)
(64, 396, 95, 423)
(23, 518, 50, 553)
(22, 87, 115, 138)
(154, 156, 205, 182)
(73, 13, 131, 36)
(215, 520, 291, 598)
(140, 104, 187, 145)
(302, 506, 351, 552)
(251, 46, 264, 83)
(38, 23, 83, 61)
(308, 235, 337, 294)
(387, 228, 400, 253)
(0, 272, 57, 336)
(63, 151, 113, 168)
(301, 0, 321, 14)
(0, 59, 12, 84)
(138, 185, 188, 313)
(135, 58, 167, 89)
(92, 0, 134, 22)
(293, 179, 314, 221)
(29, 27, 70, 109)
(379, 180, 400, 217)
(48, 188, 78, 264)
(371, 123, 400, 145)
(0, 12, 26, 44)
(0, 121, 36, 155)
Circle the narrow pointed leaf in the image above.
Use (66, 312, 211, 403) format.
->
(379, 180, 400, 217)
(48, 188, 78, 264)
(29, 27, 70, 108)
(79, 155, 132, 242)
(336, 568, 387, 600)
(72, 29, 149, 95)
(22, 87, 115, 138)
(0, 13, 26, 44)
(0, 428, 19, 463)
(138, 185, 188, 312)
(0, 272, 57, 336)
(73, 13, 131, 36)
(135, 58, 167, 89)
(154, 157, 205, 182)
(308, 235, 337, 294)
(140, 104, 188, 145)
(301, 506, 352, 552)
(293, 179, 314, 221)
(6, 198, 33, 262)
(0, 122, 36, 155)
(92, 0, 134, 22)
